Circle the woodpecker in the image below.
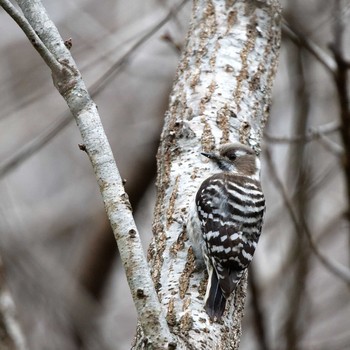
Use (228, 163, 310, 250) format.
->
(187, 142, 265, 321)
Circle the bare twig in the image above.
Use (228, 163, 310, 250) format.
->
(78, 138, 159, 301)
(282, 19, 336, 74)
(281, 46, 312, 350)
(248, 266, 271, 350)
(264, 146, 350, 285)
(0, 111, 71, 178)
(160, 32, 183, 55)
(317, 133, 344, 156)
(265, 121, 343, 156)
(300, 333, 350, 350)
(0, 0, 62, 75)
(89, 0, 188, 94)
(265, 121, 339, 143)
(0, 0, 188, 179)
(2, 0, 174, 346)
(329, 0, 350, 263)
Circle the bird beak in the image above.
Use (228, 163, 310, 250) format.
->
(201, 152, 216, 159)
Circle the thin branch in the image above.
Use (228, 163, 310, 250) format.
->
(248, 266, 271, 350)
(317, 132, 344, 156)
(0, 0, 188, 179)
(264, 146, 350, 285)
(329, 0, 350, 264)
(78, 138, 159, 301)
(0, 0, 62, 75)
(3, 0, 174, 346)
(0, 111, 71, 178)
(160, 32, 183, 55)
(265, 121, 343, 156)
(282, 19, 336, 74)
(265, 121, 339, 143)
(282, 46, 311, 350)
(300, 332, 350, 350)
(89, 0, 188, 94)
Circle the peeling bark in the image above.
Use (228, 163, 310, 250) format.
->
(143, 0, 281, 348)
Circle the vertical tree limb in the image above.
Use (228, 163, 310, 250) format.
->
(330, 0, 350, 264)
(282, 44, 311, 350)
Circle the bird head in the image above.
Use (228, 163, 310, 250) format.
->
(201, 143, 260, 179)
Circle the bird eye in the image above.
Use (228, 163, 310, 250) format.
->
(227, 152, 236, 161)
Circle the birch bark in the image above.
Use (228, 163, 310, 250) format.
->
(141, 0, 281, 348)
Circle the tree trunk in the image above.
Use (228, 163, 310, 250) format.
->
(136, 0, 281, 348)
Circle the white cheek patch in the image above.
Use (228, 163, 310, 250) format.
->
(235, 150, 246, 157)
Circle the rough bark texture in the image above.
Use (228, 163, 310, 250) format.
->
(143, 0, 281, 349)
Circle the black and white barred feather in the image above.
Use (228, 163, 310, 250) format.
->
(187, 143, 265, 321)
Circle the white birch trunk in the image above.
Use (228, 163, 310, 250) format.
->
(141, 0, 282, 348)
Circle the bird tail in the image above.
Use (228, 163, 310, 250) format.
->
(204, 267, 226, 321)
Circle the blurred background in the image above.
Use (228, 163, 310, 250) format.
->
(0, 0, 349, 349)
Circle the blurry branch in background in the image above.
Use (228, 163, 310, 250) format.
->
(282, 45, 311, 349)
(264, 121, 343, 156)
(0, 110, 71, 178)
(160, 31, 182, 55)
(265, 121, 339, 143)
(271, 18, 346, 158)
(0, 261, 27, 350)
(88, 0, 188, 94)
(0, 233, 108, 349)
(300, 333, 350, 350)
(0, 0, 62, 74)
(329, 0, 350, 264)
(282, 19, 336, 74)
(248, 266, 271, 350)
(0, 0, 175, 347)
(264, 146, 350, 285)
(0, 0, 188, 179)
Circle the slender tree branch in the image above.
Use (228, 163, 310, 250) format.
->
(78, 138, 159, 301)
(282, 47, 311, 349)
(282, 19, 336, 74)
(0, 0, 188, 179)
(265, 121, 343, 156)
(265, 121, 339, 142)
(265, 121, 340, 143)
(2, 0, 174, 347)
(0, 111, 71, 178)
(0, 0, 62, 75)
(264, 146, 350, 285)
(300, 333, 350, 350)
(329, 0, 350, 264)
(89, 0, 188, 94)
(248, 266, 271, 350)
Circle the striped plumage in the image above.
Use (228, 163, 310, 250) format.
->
(187, 143, 265, 321)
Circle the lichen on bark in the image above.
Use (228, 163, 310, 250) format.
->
(145, 0, 281, 348)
